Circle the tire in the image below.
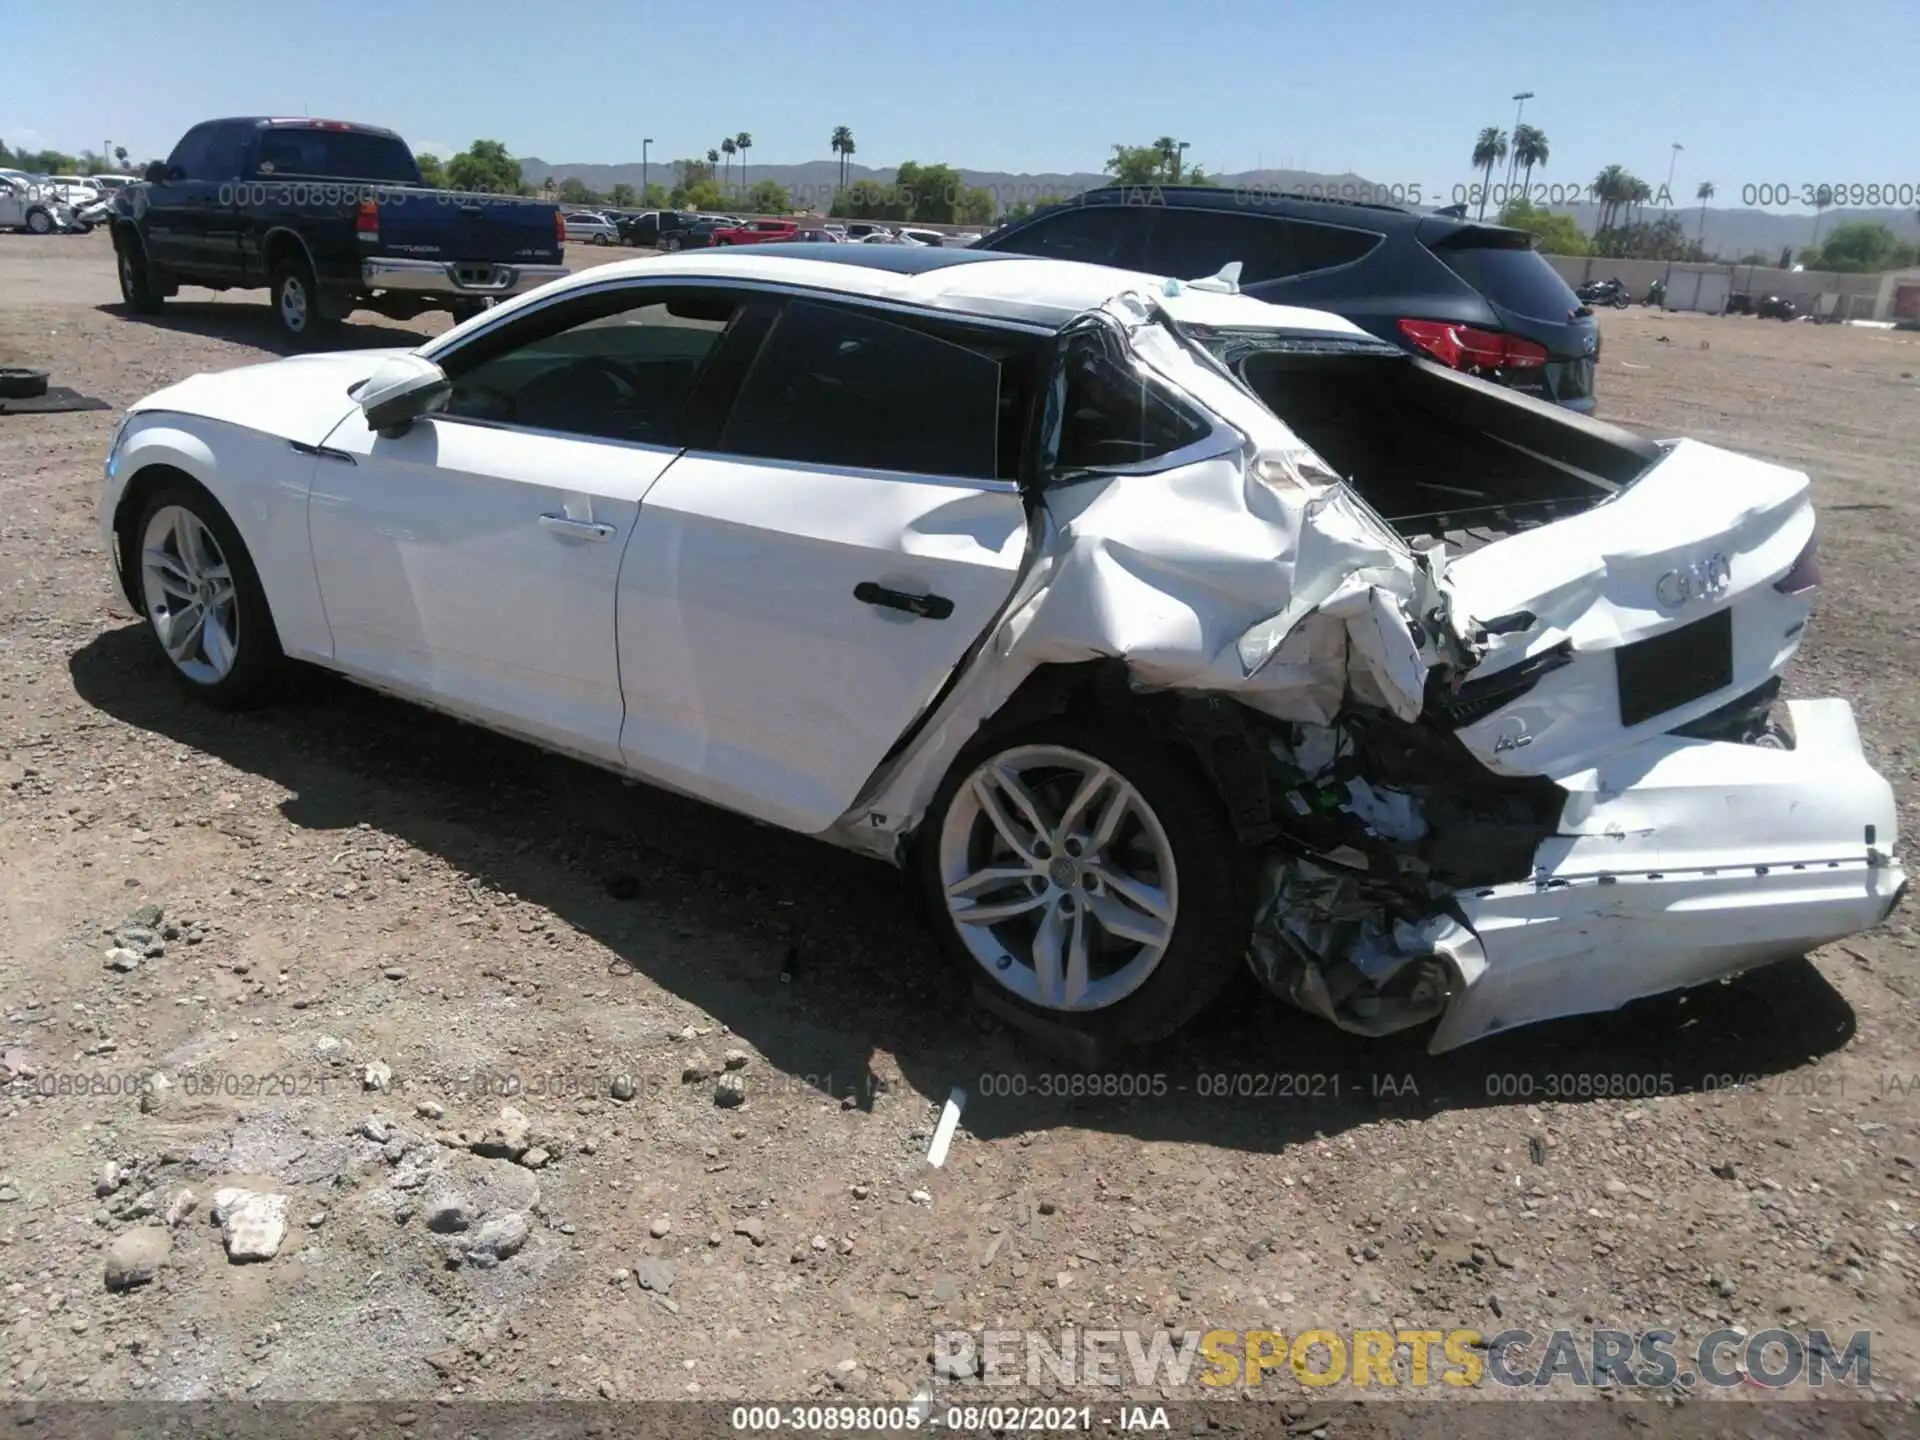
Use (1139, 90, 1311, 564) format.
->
(593, 232, 610, 246)
(132, 482, 287, 709)
(660, 235, 679, 253)
(917, 720, 1249, 1052)
(25, 208, 53, 235)
(270, 257, 337, 346)
(116, 233, 166, 314)
(0, 367, 49, 399)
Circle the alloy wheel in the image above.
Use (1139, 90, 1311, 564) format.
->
(139, 505, 240, 684)
(937, 744, 1178, 1012)
(279, 275, 308, 333)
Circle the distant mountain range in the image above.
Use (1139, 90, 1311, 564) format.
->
(518, 154, 1920, 260)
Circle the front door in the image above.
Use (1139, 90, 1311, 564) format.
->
(309, 285, 748, 765)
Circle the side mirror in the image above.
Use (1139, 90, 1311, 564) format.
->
(144, 160, 167, 183)
(353, 355, 450, 435)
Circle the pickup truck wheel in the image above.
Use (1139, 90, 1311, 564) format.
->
(918, 722, 1250, 1051)
(25, 208, 54, 235)
(659, 235, 680, 253)
(134, 483, 287, 709)
(271, 260, 337, 345)
(116, 237, 166, 314)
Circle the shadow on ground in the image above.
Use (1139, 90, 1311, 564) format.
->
(96, 301, 431, 355)
(69, 624, 1857, 1154)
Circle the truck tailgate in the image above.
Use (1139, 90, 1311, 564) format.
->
(372, 191, 561, 267)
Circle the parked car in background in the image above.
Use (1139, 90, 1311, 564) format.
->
(657, 218, 729, 251)
(97, 243, 1899, 1055)
(898, 227, 947, 247)
(978, 186, 1602, 412)
(823, 223, 848, 240)
(713, 218, 800, 246)
(112, 117, 564, 343)
(91, 174, 135, 194)
(562, 211, 619, 245)
(844, 222, 891, 240)
(0, 172, 73, 234)
(50, 175, 105, 206)
(790, 227, 843, 243)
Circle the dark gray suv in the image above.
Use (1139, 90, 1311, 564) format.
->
(977, 187, 1600, 412)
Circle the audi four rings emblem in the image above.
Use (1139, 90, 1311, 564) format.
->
(1656, 553, 1733, 608)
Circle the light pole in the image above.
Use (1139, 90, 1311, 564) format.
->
(1504, 91, 1533, 202)
(641, 138, 653, 206)
(1176, 140, 1189, 182)
(1663, 142, 1683, 211)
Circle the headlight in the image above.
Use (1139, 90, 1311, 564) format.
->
(105, 414, 132, 479)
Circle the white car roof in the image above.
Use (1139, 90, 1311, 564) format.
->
(493, 248, 1370, 335)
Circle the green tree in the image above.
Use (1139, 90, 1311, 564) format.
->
(675, 157, 716, 188)
(1496, 199, 1588, 255)
(831, 178, 905, 221)
(831, 125, 855, 190)
(1003, 192, 1073, 221)
(734, 132, 753, 192)
(113, 144, 128, 170)
(1810, 183, 1835, 249)
(609, 182, 636, 207)
(1736, 251, 1770, 266)
(1589, 164, 1628, 230)
(957, 186, 995, 224)
(415, 152, 447, 187)
(1470, 126, 1508, 219)
(742, 178, 789, 214)
(1104, 144, 1169, 186)
(446, 139, 521, 194)
(641, 183, 669, 208)
(1511, 124, 1549, 195)
(1804, 221, 1917, 273)
(558, 178, 592, 204)
(719, 138, 735, 192)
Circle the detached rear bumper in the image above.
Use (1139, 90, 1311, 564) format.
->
(360, 258, 567, 298)
(1431, 697, 1904, 1050)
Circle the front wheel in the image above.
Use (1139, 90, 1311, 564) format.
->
(918, 722, 1249, 1050)
(593, 233, 610, 246)
(25, 208, 53, 235)
(116, 234, 166, 313)
(659, 235, 679, 253)
(133, 484, 286, 708)
(1614, 294, 1630, 308)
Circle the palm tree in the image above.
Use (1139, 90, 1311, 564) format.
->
(1512, 125, 1548, 198)
(1153, 135, 1178, 181)
(831, 126, 855, 190)
(1811, 183, 1834, 247)
(1695, 181, 1715, 248)
(734, 132, 752, 196)
(720, 137, 736, 192)
(1627, 176, 1652, 227)
(1590, 164, 1626, 230)
(1470, 126, 1508, 219)
(706, 147, 720, 181)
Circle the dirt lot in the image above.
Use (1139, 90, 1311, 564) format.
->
(4, 229, 1920, 1423)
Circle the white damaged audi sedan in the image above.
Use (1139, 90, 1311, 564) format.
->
(100, 245, 1905, 1053)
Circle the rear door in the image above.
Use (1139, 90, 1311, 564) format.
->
(616, 297, 1037, 834)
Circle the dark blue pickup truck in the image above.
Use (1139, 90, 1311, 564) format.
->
(111, 117, 566, 344)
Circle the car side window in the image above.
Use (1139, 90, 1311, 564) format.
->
(165, 125, 214, 181)
(1146, 209, 1380, 285)
(717, 301, 1005, 481)
(998, 204, 1153, 268)
(1052, 330, 1209, 472)
(439, 290, 742, 446)
(202, 122, 249, 180)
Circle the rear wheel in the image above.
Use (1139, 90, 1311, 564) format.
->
(271, 258, 337, 346)
(660, 234, 680, 253)
(918, 722, 1249, 1050)
(133, 483, 286, 708)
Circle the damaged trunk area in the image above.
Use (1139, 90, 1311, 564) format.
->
(1228, 347, 1663, 549)
(1151, 685, 1563, 1039)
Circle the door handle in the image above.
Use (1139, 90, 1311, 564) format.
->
(854, 581, 953, 620)
(538, 513, 616, 542)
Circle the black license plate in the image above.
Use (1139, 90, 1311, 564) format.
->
(1616, 608, 1733, 727)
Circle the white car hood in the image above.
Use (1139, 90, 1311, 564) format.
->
(131, 349, 411, 449)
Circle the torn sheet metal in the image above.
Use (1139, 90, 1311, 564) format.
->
(835, 296, 1478, 859)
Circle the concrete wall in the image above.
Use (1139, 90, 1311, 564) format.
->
(1542, 255, 1885, 317)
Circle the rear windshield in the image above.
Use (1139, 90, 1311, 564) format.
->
(1433, 242, 1580, 323)
(254, 128, 420, 184)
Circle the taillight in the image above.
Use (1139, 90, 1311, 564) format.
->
(1774, 532, 1822, 595)
(554, 210, 566, 247)
(355, 199, 378, 243)
(1398, 318, 1549, 371)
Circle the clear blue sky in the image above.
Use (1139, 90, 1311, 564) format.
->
(7, 0, 1910, 211)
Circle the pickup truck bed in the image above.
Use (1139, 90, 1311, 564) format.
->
(113, 117, 566, 344)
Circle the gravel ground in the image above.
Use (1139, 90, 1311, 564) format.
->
(4, 230, 1920, 1423)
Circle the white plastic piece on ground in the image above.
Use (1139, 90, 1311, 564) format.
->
(926, 1086, 966, 1168)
